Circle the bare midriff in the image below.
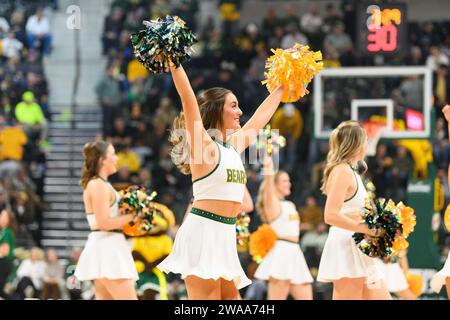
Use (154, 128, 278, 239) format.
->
(192, 199, 243, 218)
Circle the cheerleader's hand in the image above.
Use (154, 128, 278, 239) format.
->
(443, 104, 450, 122)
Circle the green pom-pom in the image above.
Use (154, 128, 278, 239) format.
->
(131, 15, 197, 74)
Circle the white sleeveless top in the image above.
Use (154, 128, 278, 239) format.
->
(86, 181, 120, 230)
(339, 167, 368, 217)
(192, 140, 246, 203)
(270, 200, 300, 238)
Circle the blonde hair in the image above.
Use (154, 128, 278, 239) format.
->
(169, 87, 231, 175)
(320, 120, 367, 194)
(256, 171, 287, 222)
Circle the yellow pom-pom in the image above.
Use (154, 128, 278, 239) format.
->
(249, 224, 277, 262)
(392, 236, 409, 255)
(396, 202, 416, 238)
(445, 204, 450, 232)
(262, 43, 323, 102)
(405, 272, 424, 297)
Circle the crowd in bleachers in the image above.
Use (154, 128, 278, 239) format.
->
(0, 0, 55, 299)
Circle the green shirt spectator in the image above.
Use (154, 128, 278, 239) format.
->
(0, 227, 15, 260)
(15, 91, 45, 126)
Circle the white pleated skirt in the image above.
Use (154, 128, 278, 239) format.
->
(75, 231, 138, 281)
(254, 240, 313, 284)
(157, 212, 251, 290)
(317, 226, 382, 284)
(376, 260, 408, 292)
(431, 253, 450, 293)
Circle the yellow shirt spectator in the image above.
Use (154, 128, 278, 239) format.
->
(116, 149, 141, 173)
(0, 125, 28, 160)
(271, 103, 303, 141)
(127, 59, 150, 82)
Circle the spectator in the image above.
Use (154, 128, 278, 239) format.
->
(25, 8, 52, 55)
(109, 117, 133, 146)
(65, 247, 84, 300)
(434, 64, 449, 106)
(1, 31, 24, 59)
(116, 145, 141, 174)
(300, 2, 323, 45)
(271, 103, 303, 171)
(0, 16, 10, 37)
(323, 21, 353, 61)
(298, 196, 324, 233)
(282, 3, 301, 32)
(426, 46, 450, 71)
(14, 91, 47, 142)
(0, 209, 16, 299)
(281, 25, 309, 49)
(219, 0, 241, 40)
(101, 8, 124, 55)
(40, 249, 63, 300)
(0, 118, 27, 161)
(15, 247, 46, 299)
(127, 59, 150, 83)
(322, 3, 342, 34)
(96, 65, 122, 136)
(261, 7, 281, 41)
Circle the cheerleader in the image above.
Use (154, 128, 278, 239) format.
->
(376, 254, 416, 300)
(157, 63, 284, 300)
(317, 121, 391, 300)
(75, 141, 139, 300)
(431, 104, 450, 298)
(254, 154, 313, 300)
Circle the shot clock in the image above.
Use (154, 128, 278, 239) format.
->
(356, 2, 408, 56)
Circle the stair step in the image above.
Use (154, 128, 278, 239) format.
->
(41, 230, 90, 238)
(44, 185, 83, 193)
(42, 220, 69, 229)
(46, 160, 84, 169)
(41, 238, 87, 247)
(42, 212, 87, 219)
(44, 177, 80, 185)
(72, 221, 90, 230)
(43, 194, 81, 202)
(49, 129, 98, 138)
(76, 122, 101, 129)
(47, 146, 86, 155)
(49, 203, 84, 211)
(50, 136, 93, 144)
(47, 154, 84, 161)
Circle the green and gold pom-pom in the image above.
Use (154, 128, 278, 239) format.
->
(118, 186, 158, 236)
(262, 43, 323, 103)
(353, 198, 416, 259)
(254, 124, 286, 156)
(131, 15, 197, 74)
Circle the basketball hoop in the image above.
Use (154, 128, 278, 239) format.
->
(363, 121, 385, 157)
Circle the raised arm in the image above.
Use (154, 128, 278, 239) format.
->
(229, 87, 284, 153)
(443, 105, 450, 183)
(88, 181, 134, 230)
(260, 154, 281, 223)
(170, 64, 213, 153)
(241, 186, 254, 213)
(324, 164, 376, 235)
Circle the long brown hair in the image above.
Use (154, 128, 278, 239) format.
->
(321, 120, 367, 194)
(169, 87, 231, 175)
(79, 140, 110, 189)
(256, 171, 288, 222)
